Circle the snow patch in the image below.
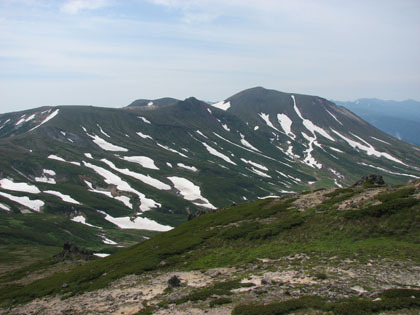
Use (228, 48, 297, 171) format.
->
(240, 158, 268, 171)
(259, 113, 281, 132)
(0, 178, 40, 194)
(370, 136, 390, 145)
(211, 101, 231, 111)
(177, 163, 198, 172)
(138, 116, 151, 124)
(359, 163, 419, 179)
(48, 155, 66, 162)
(101, 159, 171, 191)
(195, 130, 208, 139)
(156, 143, 188, 158)
(44, 190, 81, 204)
(0, 191, 44, 212)
(222, 124, 230, 132)
(97, 124, 110, 138)
(71, 215, 100, 228)
(84, 153, 93, 159)
(83, 161, 160, 211)
(168, 176, 216, 209)
(239, 133, 260, 152)
(94, 253, 110, 258)
(292, 95, 334, 141)
(122, 156, 159, 170)
(326, 109, 343, 125)
(29, 109, 60, 131)
(277, 113, 296, 139)
(89, 134, 128, 152)
(0, 203, 11, 211)
(201, 142, 237, 165)
(98, 210, 172, 231)
(331, 130, 407, 165)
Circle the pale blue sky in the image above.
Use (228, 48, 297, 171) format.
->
(0, 0, 419, 113)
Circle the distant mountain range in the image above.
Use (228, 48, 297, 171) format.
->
(334, 98, 420, 146)
(1, 87, 420, 254)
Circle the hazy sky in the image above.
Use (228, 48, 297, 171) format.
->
(1, 0, 419, 113)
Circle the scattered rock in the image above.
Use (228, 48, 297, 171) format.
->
(168, 275, 181, 288)
(353, 174, 385, 187)
(53, 242, 94, 261)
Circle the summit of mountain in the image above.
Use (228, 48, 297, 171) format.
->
(126, 97, 179, 109)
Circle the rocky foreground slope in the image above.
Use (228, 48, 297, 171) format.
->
(1, 176, 419, 314)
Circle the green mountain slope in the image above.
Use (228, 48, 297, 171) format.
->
(0, 87, 419, 255)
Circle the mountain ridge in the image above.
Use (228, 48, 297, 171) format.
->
(0, 87, 419, 259)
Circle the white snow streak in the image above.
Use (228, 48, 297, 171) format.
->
(0, 203, 11, 211)
(136, 132, 153, 140)
(138, 116, 151, 124)
(211, 101, 231, 111)
(259, 113, 281, 132)
(201, 142, 237, 165)
(331, 129, 406, 165)
(0, 192, 44, 212)
(156, 143, 188, 158)
(239, 133, 260, 152)
(83, 161, 160, 211)
(291, 95, 335, 141)
(44, 190, 81, 204)
(370, 136, 390, 145)
(177, 163, 198, 172)
(29, 109, 60, 131)
(277, 114, 296, 139)
(101, 159, 171, 191)
(359, 163, 419, 179)
(122, 156, 159, 170)
(89, 134, 128, 152)
(240, 158, 268, 171)
(98, 210, 172, 231)
(195, 130, 208, 139)
(0, 119, 11, 130)
(167, 176, 216, 209)
(0, 178, 40, 194)
(71, 215, 100, 228)
(97, 124, 110, 138)
(48, 154, 66, 162)
(222, 124, 230, 132)
(326, 109, 343, 125)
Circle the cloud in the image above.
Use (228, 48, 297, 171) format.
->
(61, 0, 109, 14)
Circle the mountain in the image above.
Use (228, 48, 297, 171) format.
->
(0, 87, 420, 260)
(334, 98, 420, 145)
(1, 178, 419, 313)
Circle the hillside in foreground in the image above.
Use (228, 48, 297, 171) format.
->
(1, 176, 419, 314)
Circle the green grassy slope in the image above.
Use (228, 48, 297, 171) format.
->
(1, 181, 419, 308)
